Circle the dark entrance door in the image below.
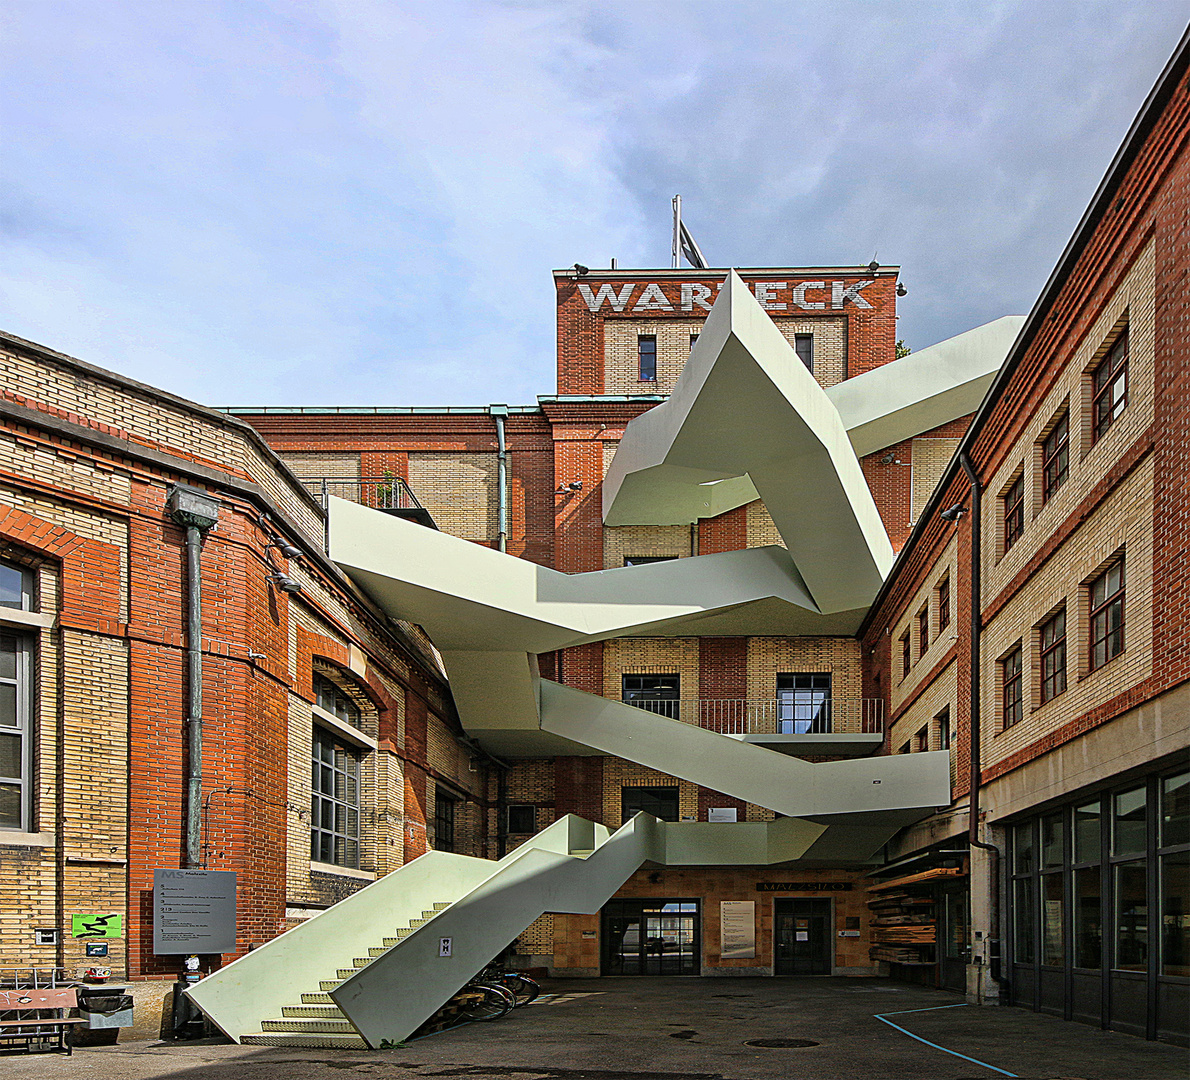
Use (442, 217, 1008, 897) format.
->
(601, 899, 699, 975)
(774, 898, 831, 975)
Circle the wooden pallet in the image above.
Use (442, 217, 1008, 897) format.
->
(411, 990, 486, 1036)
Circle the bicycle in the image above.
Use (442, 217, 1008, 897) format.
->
(457, 978, 517, 1021)
(476, 964, 540, 1007)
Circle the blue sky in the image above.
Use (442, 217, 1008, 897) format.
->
(1, 2, 1186, 408)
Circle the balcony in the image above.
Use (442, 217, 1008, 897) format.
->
(621, 698, 885, 758)
(299, 476, 437, 531)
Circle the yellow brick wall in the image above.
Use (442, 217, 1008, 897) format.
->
(406, 452, 497, 543)
(746, 637, 863, 730)
(911, 438, 960, 525)
(981, 457, 1153, 772)
(890, 536, 960, 713)
(603, 637, 700, 711)
(603, 316, 847, 395)
(746, 500, 785, 548)
(276, 452, 361, 480)
(601, 759, 699, 826)
(888, 659, 959, 790)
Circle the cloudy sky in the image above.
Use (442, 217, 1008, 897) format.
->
(1, 2, 1186, 408)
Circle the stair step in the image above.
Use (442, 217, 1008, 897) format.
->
(242, 1032, 367, 1049)
(337, 968, 361, 980)
(433, 902, 450, 911)
(318, 980, 343, 991)
(302, 992, 336, 1004)
(351, 956, 373, 968)
(282, 1005, 343, 1019)
(369, 946, 388, 957)
(262, 1017, 357, 1034)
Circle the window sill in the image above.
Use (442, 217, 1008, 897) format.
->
(1078, 650, 1125, 682)
(0, 609, 55, 630)
(309, 860, 375, 881)
(0, 830, 55, 847)
(313, 704, 377, 750)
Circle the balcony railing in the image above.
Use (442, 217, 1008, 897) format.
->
(621, 698, 884, 736)
(299, 476, 437, 532)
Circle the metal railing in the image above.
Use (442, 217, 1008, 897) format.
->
(298, 476, 426, 513)
(621, 698, 884, 736)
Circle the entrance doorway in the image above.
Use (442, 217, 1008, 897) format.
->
(602, 899, 700, 975)
(774, 898, 832, 975)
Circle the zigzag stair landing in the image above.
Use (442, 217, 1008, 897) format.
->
(239, 903, 450, 1049)
(188, 815, 660, 1049)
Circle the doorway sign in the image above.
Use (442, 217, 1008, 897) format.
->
(720, 900, 755, 959)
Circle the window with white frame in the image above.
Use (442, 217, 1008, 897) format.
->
(311, 728, 361, 868)
(0, 560, 35, 832)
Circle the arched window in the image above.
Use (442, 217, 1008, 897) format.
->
(313, 672, 362, 728)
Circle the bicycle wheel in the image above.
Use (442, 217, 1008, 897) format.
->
(502, 973, 540, 1006)
(459, 981, 515, 1021)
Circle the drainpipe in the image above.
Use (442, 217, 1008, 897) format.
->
(491, 405, 509, 553)
(958, 452, 1002, 1001)
(167, 484, 221, 869)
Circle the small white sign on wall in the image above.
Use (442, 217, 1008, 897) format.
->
(439, 938, 452, 957)
(720, 900, 755, 959)
(707, 807, 738, 823)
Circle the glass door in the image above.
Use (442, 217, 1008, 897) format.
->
(774, 898, 831, 975)
(602, 899, 700, 975)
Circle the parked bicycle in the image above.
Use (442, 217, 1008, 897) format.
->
(457, 978, 517, 1022)
(475, 964, 540, 1007)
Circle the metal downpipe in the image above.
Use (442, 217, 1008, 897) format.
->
(492, 406, 509, 553)
(184, 524, 204, 868)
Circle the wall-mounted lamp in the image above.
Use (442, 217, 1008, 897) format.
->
(867, 259, 880, 274)
(267, 536, 302, 559)
(269, 573, 303, 594)
(896, 283, 907, 297)
(880, 452, 896, 464)
(939, 504, 967, 522)
(573, 263, 590, 276)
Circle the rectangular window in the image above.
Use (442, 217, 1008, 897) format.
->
(311, 729, 360, 868)
(1114, 861, 1147, 972)
(434, 788, 458, 853)
(1001, 645, 1023, 729)
(0, 563, 33, 610)
(1089, 558, 1124, 671)
(900, 633, 911, 678)
(918, 606, 930, 656)
(688, 333, 699, 356)
(1039, 608, 1067, 704)
(1073, 800, 1101, 864)
(1161, 852, 1189, 977)
(1042, 871, 1064, 967)
(1042, 411, 1069, 502)
(638, 335, 657, 381)
(622, 785, 679, 824)
(507, 804, 536, 834)
(1112, 786, 1146, 857)
(623, 555, 677, 567)
(622, 673, 680, 719)
(314, 672, 362, 728)
(935, 707, 951, 751)
(0, 630, 32, 831)
(937, 577, 950, 632)
(1014, 876, 1036, 963)
(776, 673, 831, 734)
(1162, 771, 1189, 848)
(1074, 866, 1102, 968)
(1003, 474, 1024, 551)
(912, 725, 929, 753)
(794, 334, 813, 373)
(1092, 330, 1128, 441)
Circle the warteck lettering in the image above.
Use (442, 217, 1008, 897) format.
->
(578, 279, 875, 314)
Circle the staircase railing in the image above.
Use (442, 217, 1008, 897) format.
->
(620, 697, 884, 735)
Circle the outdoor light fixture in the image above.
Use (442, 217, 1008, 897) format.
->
(867, 259, 880, 274)
(267, 536, 302, 559)
(573, 263, 590, 275)
(269, 573, 303, 594)
(939, 504, 967, 521)
(896, 283, 907, 297)
(568, 481, 583, 492)
(880, 452, 896, 464)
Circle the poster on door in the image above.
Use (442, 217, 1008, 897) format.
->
(720, 900, 755, 959)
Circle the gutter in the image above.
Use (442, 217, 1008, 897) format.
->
(491, 405, 509, 553)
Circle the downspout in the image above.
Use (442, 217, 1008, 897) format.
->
(958, 451, 1002, 996)
(167, 485, 221, 869)
(491, 405, 509, 553)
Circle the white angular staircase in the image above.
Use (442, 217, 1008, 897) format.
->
(187, 814, 664, 1049)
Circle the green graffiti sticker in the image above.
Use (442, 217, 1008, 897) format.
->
(71, 914, 122, 939)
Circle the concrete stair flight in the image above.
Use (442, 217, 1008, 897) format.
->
(187, 814, 664, 1049)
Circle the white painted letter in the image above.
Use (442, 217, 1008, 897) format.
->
(831, 279, 874, 310)
(578, 282, 635, 313)
(634, 283, 674, 312)
(792, 281, 825, 310)
(753, 282, 787, 310)
(681, 283, 713, 311)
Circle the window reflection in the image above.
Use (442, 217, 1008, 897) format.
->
(1114, 862, 1147, 972)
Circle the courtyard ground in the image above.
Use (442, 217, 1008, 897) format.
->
(3, 977, 1186, 1080)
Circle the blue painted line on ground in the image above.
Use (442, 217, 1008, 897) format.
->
(873, 1004, 1019, 1078)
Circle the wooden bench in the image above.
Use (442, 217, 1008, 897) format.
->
(0, 988, 88, 1055)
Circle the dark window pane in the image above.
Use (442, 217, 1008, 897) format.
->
(622, 674, 679, 719)
(0, 634, 17, 681)
(0, 684, 16, 728)
(937, 578, 950, 631)
(794, 334, 813, 372)
(776, 673, 831, 734)
(1114, 861, 1147, 972)
(1042, 411, 1069, 502)
(1014, 877, 1035, 963)
(1113, 787, 1147, 857)
(1162, 772, 1189, 848)
(622, 785, 679, 823)
(1003, 476, 1024, 549)
(0, 783, 21, 828)
(1014, 823, 1035, 876)
(1161, 852, 1189, 977)
(1043, 873, 1064, 967)
(1074, 866, 1102, 968)
(1073, 801, 1101, 864)
(507, 805, 535, 833)
(1042, 814, 1063, 868)
(0, 732, 20, 779)
(638, 336, 657, 381)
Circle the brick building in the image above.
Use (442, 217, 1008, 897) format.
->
(0, 27, 1184, 1051)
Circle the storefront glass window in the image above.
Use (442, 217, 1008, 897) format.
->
(1074, 866, 1102, 968)
(1073, 801, 1100, 864)
(1014, 823, 1034, 876)
(1161, 852, 1188, 978)
(1162, 772, 1189, 848)
(1042, 813, 1063, 868)
(1043, 873, 1064, 966)
(1014, 876, 1035, 963)
(1113, 787, 1147, 857)
(1114, 861, 1148, 972)
(944, 889, 969, 960)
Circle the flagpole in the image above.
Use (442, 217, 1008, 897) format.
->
(672, 195, 681, 269)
